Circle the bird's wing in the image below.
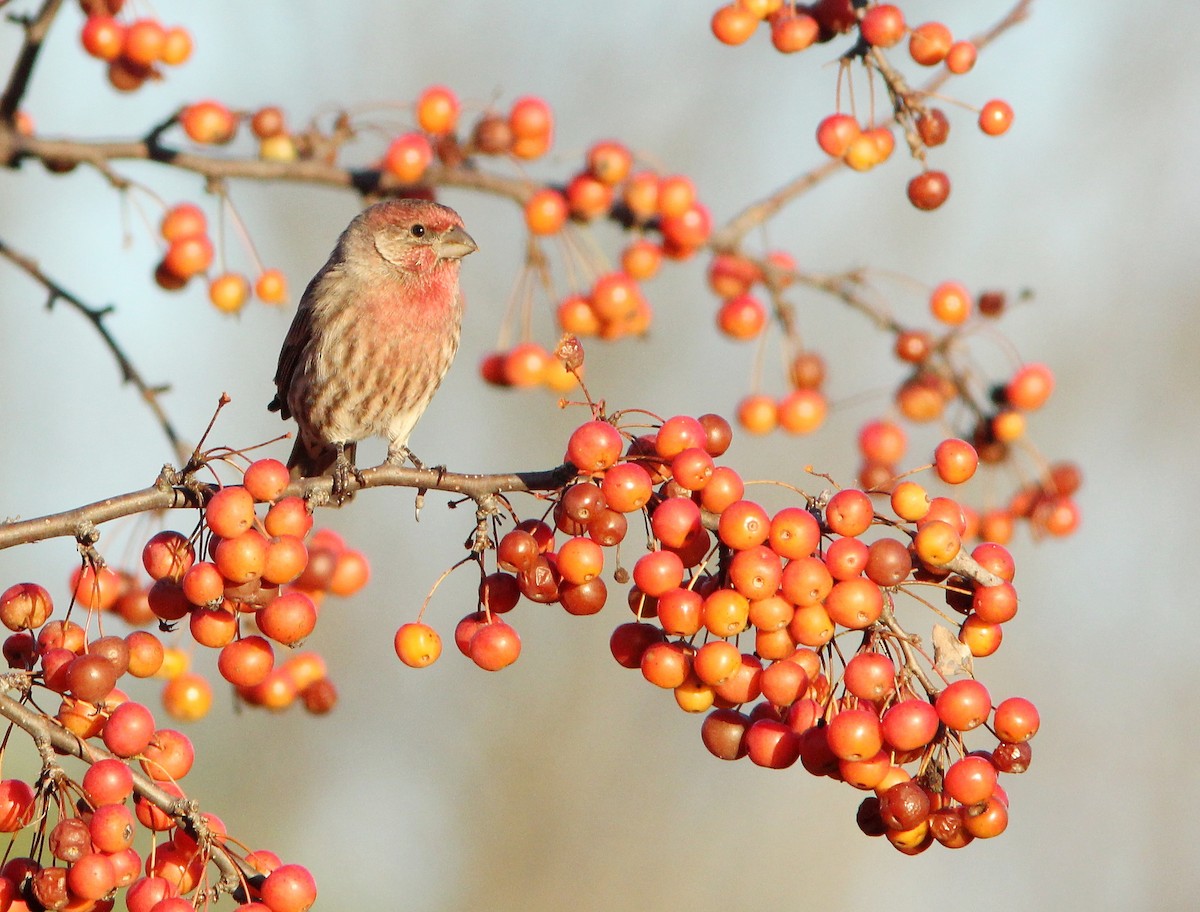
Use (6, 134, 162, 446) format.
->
(270, 252, 344, 418)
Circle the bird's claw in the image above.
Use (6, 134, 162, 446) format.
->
(330, 443, 363, 505)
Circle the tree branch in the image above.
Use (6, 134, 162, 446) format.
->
(0, 462, 578, 551)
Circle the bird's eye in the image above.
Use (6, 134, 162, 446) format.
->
(410, 224, 426, 238)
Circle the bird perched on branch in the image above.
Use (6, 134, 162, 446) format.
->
(270, 198, 477, 499)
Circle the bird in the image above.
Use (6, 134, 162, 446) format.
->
(269, 198, 477, 500)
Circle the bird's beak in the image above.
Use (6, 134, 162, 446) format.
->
(436, 225, 478, 260)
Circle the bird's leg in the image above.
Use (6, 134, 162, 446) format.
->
(330, 441, 364, 505)
(385, 444, 424, 469)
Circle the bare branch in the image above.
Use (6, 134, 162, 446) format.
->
(0, 236, 190, 464)
(0, 0, 63, 123)
(9, 131, 534, 204)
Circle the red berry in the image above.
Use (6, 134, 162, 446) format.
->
(816, 113, 860, 157)
(469, 621, 521, 671)
(909, 21, 953, 66)
(935, 679, 992, 731)
(260, 864, 317, 912)
(907, 171, 951, 210)
(566, 420, 624, 473)
(860, 4, 905, 47)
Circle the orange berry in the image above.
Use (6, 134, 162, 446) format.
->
(394, 622, 442, 668)
(934, 438, 978, 485)
(415, 85, 460, 135)
(619, 239, 663, 280)
(383, 132, 433, 184)
(890, 480, 931, 522)
(777, 389, 826, 434)
(736, 393, 778, 435)
(160, 26, 193, 66)
(208, 272, 250, 314)
(161, 672, 213, 722)
(657, 175, 696, 218)
(122, 18, 166, 67)
(179, 100, 237, 145)
(622, 171, 660, 221)
(81, 16, 125, 61)
(556, 294, 601, 336)
(770, 9, 819, 52)
(930, 280, 971, 325)
(508, 96, 553, 141)
(1005, 362, 1054, 410)
(255, 268, 288, 304)
(860, 4, 906, 48)
(586, 139, 633, 185)
(565, 172, 613, 220)
(162, 235, 213, 279)
(945, 40, 977, 74)
(524, 188, 569, 235)
(160, 203, 206, 242)
(816, 113, 860, 157)
(659, 202, 711, 251)
(909, 21, 953, 66)
(979, 99, 1014, 136)
(991, 409, 1026, 443)
(503, 342, 551, 387)
(913, 520, 961, 566)
(711, 3, 759, 45)
(716, 293, 767, 340)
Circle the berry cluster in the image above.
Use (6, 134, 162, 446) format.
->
(5, 457, 369, 725)
(390, 387, 1039, 850)
(697, 244, 1082, 541)
(0, 600, 318, 911)
(378, 89, 558, 189)
(154, 202, 287, 313)
(710, 1, 1014, 211)
(0, 454, 394, 908)
(78, 0, 192, 93)
(479, 155, 711, 389)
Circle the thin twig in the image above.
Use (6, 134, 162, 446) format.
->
(0, 237, 189, 463)
(879, 603, 939, 696)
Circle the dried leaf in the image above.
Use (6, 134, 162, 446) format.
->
(932, 623, 974, 678)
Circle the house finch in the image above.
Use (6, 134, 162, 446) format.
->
(269, 198, 477, 495)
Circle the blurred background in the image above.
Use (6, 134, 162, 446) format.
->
(2, 1, 1197, 909)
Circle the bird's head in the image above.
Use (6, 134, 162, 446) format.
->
(362, 198, 478, 275)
